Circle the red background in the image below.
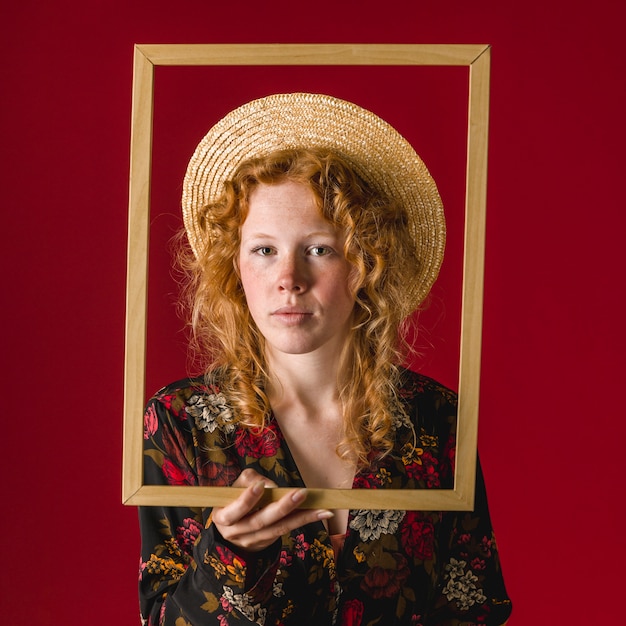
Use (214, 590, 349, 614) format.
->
(2, 1, 625, 624)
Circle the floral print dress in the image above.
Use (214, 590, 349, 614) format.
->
(139, 368, 512, 625)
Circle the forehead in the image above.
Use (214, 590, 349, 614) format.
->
(249, 179, 315, 201)
(243, 181, 326, 225)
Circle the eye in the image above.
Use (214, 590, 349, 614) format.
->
(308, 246, 332, 257)
(253, 246, 275, 256)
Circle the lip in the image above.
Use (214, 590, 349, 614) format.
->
(271, 306, 313, 325)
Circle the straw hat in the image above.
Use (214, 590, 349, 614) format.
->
(182, 92, 445, 315)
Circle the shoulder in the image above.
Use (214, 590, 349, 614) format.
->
(147, 376, 206, 414)
(394, 366, 458, 446)
(396, 366, 457, 408)
(147, 373, 230, 417)
(147, 373, 238, 436)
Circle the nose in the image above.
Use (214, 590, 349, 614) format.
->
(277, 254, 308, 293)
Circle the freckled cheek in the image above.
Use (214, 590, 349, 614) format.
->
(239, 262, 267, 303)
(323, 267, 357, 303)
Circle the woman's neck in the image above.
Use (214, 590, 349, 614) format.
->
(266, 349, 344, 418)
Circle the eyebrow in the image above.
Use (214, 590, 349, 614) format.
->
(243, 230, 339, 240)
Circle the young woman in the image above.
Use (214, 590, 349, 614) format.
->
(139, 93, 512, 625)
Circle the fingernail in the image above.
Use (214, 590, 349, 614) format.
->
(291, 488, 308, 503)
(317, 510, 334, 520)
(252, 480, 265, 496)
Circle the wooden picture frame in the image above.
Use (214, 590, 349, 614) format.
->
(123, 43, 491, 510)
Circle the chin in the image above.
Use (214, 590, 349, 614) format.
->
(267, 336, 345, 359)
(271, 343, 320, 356)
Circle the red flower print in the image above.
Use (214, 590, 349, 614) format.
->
(340, 598, 364, 625)
(405, 462, 424, 481)
(143, 405, 158, 439)
(400, 512, 435, 560)
(162, 458, 195, 485)
(441, 434, 456, 477)
(421, 451, 441, 488)
(480, 535, 493, 557)
(471, 557, 486, 571)
(293, 533, 310, 559)
(235, 422, 282, 459)
(220, 595, 233, 612)
(360, 554, 410, 599)
(353, 473, 376, 489)
(280, 549, 293, 568)
(404, 448, 441, 486)
(156, 392, 177, 412)
(217, 544, 245, 567)
(160, 420, 199, 486)
(201, 461, 240, 487)
(176, 518, 202, 553)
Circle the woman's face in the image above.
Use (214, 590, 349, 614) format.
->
(238, 180, 356, 362)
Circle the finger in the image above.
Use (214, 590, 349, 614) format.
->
(231, 489, 329, 540)
(213, 479, 267, 526)
(228, 501, 334, 551)
(254, 489, 334, 531)
(213, 471, 279, 527)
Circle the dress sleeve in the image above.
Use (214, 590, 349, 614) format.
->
(138, 393, 284, 625)
(427, 458, 512, 625)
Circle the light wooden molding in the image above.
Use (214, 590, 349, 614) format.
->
(123, 43, 491, 510)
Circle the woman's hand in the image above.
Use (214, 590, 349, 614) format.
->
(211, 469, 333, 553)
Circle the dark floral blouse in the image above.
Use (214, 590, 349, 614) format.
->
(139, 368, 512, 625)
